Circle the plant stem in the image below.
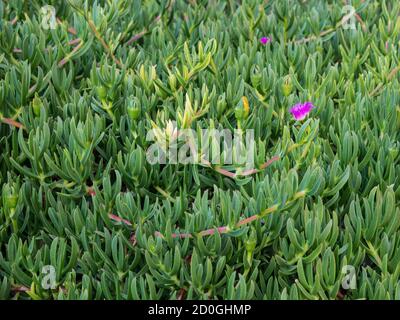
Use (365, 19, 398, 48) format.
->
(1, 117, 25, 129)
(67, 0, 122, 67)
(369, 65, 400, 97)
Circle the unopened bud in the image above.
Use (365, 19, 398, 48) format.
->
(235, 96, 250, 120)
(6, 194, 18, 209)
(282, 76, 292, 97)
(32, 93, 43, 117)
(168, 74, 177, 91)
(96, 86, 107, 101)
(127, 98, 141, 120)
(216, 95, 227, 116)
(245, 229, 257, 252)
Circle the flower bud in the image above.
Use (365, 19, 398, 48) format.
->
(128, 106, 140, 120)
(242, 96, 250, 117)
(389, 147, 398, 160)
(168, 74, 177, 91)
(235, 105, 245, 120)
(245, 229, 257, 253)
(32, 93, 43, 117)
(127, 98, 141, 120)
(250, 72, 262, 88)
(216, 94, 227, 116)
(96, 86, 107, 101)
(235, 96, 250, 120)
(6, 193, 18, 210)
(2, 184, 18, 220)
(282, 75, 292, 97)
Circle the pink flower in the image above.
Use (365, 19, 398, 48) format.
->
(260, 37, 271, 45)
(289, 102, 315, 120)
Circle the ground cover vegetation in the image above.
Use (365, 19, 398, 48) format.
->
(0, 0, 400, 300)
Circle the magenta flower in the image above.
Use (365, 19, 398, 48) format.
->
(260, 37, 271, 45)
(289, 102, 315, 120)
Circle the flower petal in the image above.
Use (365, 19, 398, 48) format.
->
(260, 37, 270, 44)
(289, 102, 315, 120)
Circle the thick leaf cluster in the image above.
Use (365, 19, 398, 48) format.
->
(0, 0, 400, 300)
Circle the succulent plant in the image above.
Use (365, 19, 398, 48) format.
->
(0, 0, 399, 301)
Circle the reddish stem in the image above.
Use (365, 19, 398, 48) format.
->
(1, 117, 25, 129)
(110, 212, 264, 239)
(11, 285, 29, 293)
(185, 131, 279, 179)
(236, 214, 258, 226)
(109, 213, 132, 226)
(68, 27, 77, 35)
(177, 288, 187, 300)
(58, 41, 83, 67)
(126, 15, 161, 45)
(240, 155, 280, 176)
(126, 31, 147, 45)
(214, 167, 236, 178)
(68, 38, 81, 46)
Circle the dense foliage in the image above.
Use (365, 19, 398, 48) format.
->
(0, 0, 400, 300)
